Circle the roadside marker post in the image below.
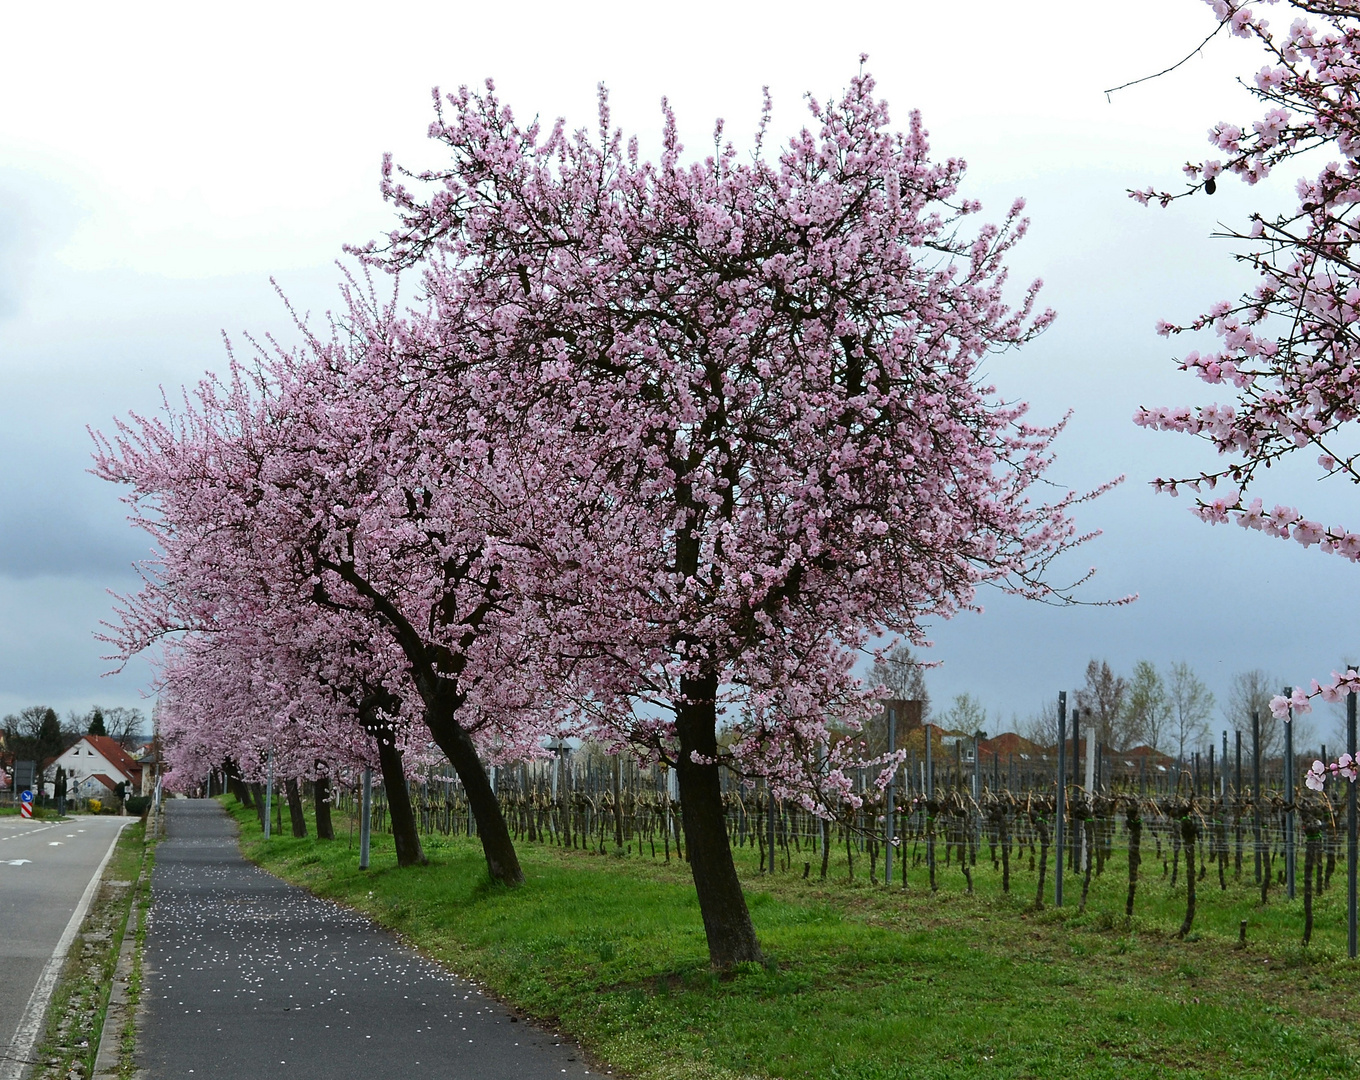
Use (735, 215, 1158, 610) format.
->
(359, 766, 372, 871)
(19, 789, 33, 819)
(263, 747, 274, 840)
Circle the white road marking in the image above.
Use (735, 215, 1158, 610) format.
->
(0, 823, 58, 843)
(0, 820, 132, 1080)
(2, 859, 32, 866)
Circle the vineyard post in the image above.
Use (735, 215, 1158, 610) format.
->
(972, 731, 982, 860)
(1056, 691, 1066, 908)
(1235, 729, 1244, 879)
(359, 765, 372, 871)
(1208, 746, 1214, 806)
(925, 723, 934, 800)
(885, 706, 896, 886)
(1072, 707, 1081, 792)
(1222, 731, 1229, 799)
(1252, 712, 1262, 883)
(1348, 684, 1357, 959)
(766, 778, 776, 875)
(1070, 707, 1081, 873)
(1285, 689, 1296, 901)
(613, 754, 624, 853)
(1082, 728, 1095, 874)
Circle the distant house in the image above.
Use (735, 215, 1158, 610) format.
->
(49, 735, 142, 799)
(72, 773, 123, 800)
(977, 732, 1049, 766)
(133, 741, 163, 795)
(1115, 745, 1177, 774)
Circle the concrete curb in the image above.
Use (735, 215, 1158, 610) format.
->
(91, 820, 154, 1080)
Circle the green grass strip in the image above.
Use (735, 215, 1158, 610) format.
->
(224, 797, 1360, 1080)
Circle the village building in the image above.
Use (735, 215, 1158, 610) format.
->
(47, 734, 142, 801)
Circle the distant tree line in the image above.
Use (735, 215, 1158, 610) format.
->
(1, 704, 147, 765)
(865, 646, 1314, 766)
(1016, 661, 1304, 763)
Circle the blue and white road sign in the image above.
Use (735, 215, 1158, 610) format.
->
(19, 790, 32, 804)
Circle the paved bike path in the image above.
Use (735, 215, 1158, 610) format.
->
(141, 800, 596, 1079)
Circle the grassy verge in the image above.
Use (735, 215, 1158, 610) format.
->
(27, 820, 149, 1080)
(114, 848, 154, 1079)
(225, 797, 1360, 1080)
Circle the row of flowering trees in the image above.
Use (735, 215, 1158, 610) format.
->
(96, 68, 1103, 968)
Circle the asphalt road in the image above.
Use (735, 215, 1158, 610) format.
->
(141, 800, 597, 1079)
(0, 813, 132, 1080)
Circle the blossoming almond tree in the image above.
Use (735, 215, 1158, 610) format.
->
(364, 67, 1110, 967)
(95, 288, 558, 884)
(1131, 1, 1360, 785)
(157, 616, 438, 863)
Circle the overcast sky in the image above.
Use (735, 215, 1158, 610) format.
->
(2, 1, 1353, 747)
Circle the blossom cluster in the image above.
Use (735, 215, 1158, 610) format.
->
(1136, 2, 1360, 788)
(98, 69, 1103, 819)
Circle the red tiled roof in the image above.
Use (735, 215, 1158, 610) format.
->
(981, 732, 1047, 758)
(86, 773, 120, 791)
(81, 736, 141, 782)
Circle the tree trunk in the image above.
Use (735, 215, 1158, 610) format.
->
(926, 801, 938, 891)
(250, 783, 266, 830)
(1177, 815, 1197, 939)
(375, 736, 427, 868)
(998, 808, 1010, 894)
(1033, 813, 1050, 910)
(1303, 813, 1321, 945)
(314, 775, 335, 840)
(1125, 805, 1141, 919)
(285, 777, 307, 838)
(676, 676, 764, 970)
(1079, 816, 1095, 912)
(612, 755, 625, 852)
(424, 695, 522, 886)
(226, 763, 252, 807)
